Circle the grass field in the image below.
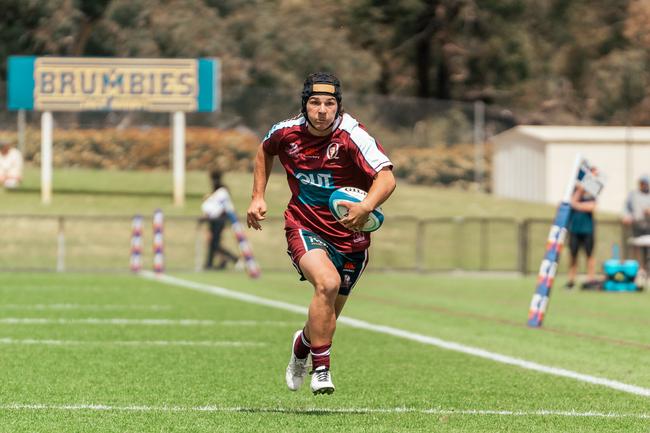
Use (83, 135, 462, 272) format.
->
(3, 166, 566, 218)
(0, 271, 648, 432)
(2, 166, 647, 431)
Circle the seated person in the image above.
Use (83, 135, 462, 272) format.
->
(0, 140, 23, 189)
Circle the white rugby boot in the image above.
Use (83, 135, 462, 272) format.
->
(310, 366, 335, 395)
(285, 330, 309, 391)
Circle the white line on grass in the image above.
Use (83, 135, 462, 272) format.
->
(0, 337, 266, 348)
(0, 304, 171, 311)
(0, 318, 298, 326)
(1, 403, 648, 419)
(142, 272, 650, 398)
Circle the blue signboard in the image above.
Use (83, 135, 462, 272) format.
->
(7, 56, 220, 112)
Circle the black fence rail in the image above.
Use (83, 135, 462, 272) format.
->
(0, 214, 628, 274)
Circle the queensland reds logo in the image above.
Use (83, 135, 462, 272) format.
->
(326, 142, 340, 160)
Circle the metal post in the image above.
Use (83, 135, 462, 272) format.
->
(518, 219, 529, 274)
(56, 216, 65, 272)
(473, 100, 485, 192)
(195, 219, 204, 272)
(454, 216, 464, 270)
(621, 222, 629, 260)
(415, 220, 425, 271)
(480, 218, 488, 271)
(17, 109, 26, 155)
(172, 111, 186, 207)
(41, 111, 53, 204)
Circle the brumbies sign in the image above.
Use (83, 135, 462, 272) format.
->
(8, 56, 219, 112)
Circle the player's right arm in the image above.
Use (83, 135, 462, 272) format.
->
(247, 145, 274, 230)
(570, 186, 596, 212)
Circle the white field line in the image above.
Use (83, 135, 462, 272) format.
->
(0, 337, 266, 348)
(0, 318, 298, 326)
(0, 403, 648, 419)
(0, 304, 171, 311)
(142, 272, 650, 398)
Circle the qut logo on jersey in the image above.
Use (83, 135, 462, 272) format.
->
(294, 170, 335, 206)
(295, 171, 333, 188)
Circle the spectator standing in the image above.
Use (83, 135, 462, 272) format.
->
(623, 175, 650, 275)
(565, 183, 598, 289)
(201, 170, 238, 270)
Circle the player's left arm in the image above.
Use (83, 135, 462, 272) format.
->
(340, 168, 396, 231)
(362, 167, 396, 211)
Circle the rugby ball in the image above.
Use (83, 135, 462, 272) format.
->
(328, 186, 384, 232)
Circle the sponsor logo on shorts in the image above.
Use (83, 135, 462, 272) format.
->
(343, 262, 356, 271)
(307, 235, 327, 248)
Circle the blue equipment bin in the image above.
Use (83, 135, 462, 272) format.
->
(602, 259, 639, 291)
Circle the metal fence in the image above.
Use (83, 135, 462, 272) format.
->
(0, 214, 627, 274)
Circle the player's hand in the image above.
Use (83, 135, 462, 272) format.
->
(247, 198, 267, 230)
(338, 201, 371, 232)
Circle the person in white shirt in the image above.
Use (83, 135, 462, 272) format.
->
(623, 175, 650, 275)
(201, 169, 238, 270)
(0, 140, 23, 189)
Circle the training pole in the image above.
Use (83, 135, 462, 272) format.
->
(527, 155, 583, 327)
(153, 209, 164, 274)
(130, 215, 144, 273)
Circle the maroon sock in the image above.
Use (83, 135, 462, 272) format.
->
(310, 343, 331, 370)
(293, 329, 311, 359)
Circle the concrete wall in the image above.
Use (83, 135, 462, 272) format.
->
(492, 135, 545, 202)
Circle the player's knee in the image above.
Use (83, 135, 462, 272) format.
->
(314, 275, 341, 300)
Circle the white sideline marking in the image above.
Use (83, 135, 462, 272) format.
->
(142, 272, 650, 398)
(0, 338, 266, 348)
(1, 403, 648, 419)
(0, 304, 171, 311)
(0, 318, 298, 326)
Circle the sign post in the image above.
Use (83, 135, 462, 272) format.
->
(172, 111, 186, 207)
(41, 111, 53, 204)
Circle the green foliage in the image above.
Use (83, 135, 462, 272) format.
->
(1, 0, 648, 123)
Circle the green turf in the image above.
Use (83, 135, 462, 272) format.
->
(0, 272, 648, 432)
(0, 166, 580, 218)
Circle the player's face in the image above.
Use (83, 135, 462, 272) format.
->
(306, 95, 338, 134)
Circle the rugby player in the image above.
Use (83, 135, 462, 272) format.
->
(246, 72, 395, 395)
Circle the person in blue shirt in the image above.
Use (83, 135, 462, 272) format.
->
(565, 181, 598, 289)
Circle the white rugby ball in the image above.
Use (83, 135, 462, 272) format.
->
(328, 186, 384, 232)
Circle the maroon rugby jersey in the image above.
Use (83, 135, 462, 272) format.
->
(262, 113, 393, 252)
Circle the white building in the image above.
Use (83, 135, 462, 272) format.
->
(490, 126, 650, 213)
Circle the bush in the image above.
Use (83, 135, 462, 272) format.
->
(1, 127, 259, 172)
